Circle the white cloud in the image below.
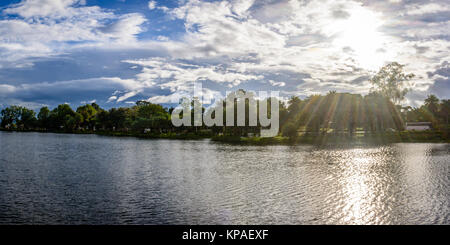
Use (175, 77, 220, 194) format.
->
(100, 13, 147, 43)
(4, 0, 89, 19)
(148, 1, 156, 10)
(0, 0, 449, 107)
(406, 3, 450, 15)
(0, 84, 17, 95)
(0, 0, 147, 67)
(269, 80, 286, 87)
(163, 0, 449, 100)
(123, 58, 263, 90)
(105, 0, 448, 103)
(147, 88, 221, 104)
(156, 35, 169, 41)
(107, 96, 118, 102)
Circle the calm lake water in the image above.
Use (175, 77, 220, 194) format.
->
(0, 131, 448, 224)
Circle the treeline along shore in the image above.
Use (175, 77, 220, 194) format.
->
(1, 63, 449, 144)
(1, 90, 448, 144)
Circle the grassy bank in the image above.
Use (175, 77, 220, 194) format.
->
(0, 128, 212, 140)
(1, 128, 449, 144)
(212, 131, 450, 145)
(96, 131, 211, 140)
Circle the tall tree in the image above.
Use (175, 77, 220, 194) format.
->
(38, 107, 51, 129)
(0, 106, 36, 129)
(424, 94, 439, 116)
(369, 62, 415, 104)
(49, 104, 76, 130)
(20, 107, 37, 129)
(440, 99, 450, 126)
(76, 104, 97, 129)
(1, 106, 21, 128)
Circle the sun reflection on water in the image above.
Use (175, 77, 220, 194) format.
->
(326, 147, 397, 224)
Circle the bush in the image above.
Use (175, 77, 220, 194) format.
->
(282, 122, 298, 138)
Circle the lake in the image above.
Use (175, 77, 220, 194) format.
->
(0, 131, 448, 224)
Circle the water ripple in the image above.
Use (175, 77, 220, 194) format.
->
(0, 132, 448, 224)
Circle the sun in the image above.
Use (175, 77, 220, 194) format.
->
(333, 6, 393, 70)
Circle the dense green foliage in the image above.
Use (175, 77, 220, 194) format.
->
(278, 92, 449, 137)
(1, 101, 174, 133)
(0, 105, 36, 130)
(1, 92, 448, 139)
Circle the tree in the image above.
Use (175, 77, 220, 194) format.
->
(65, 113, 83, 130)
(440, 99, 450, 126)
(38, 107, 51, 129)
(304, 95, 323, 133)
(282, 122, 298, 138)
(131, 101, 171, 133)
(91, 103, 101, 111)
(424, 94, 439, 116)
(135, 101, 167, 119)
(1, 106, 21, 128)
(20, 107, 37, 129)
(0, 88, 447, 138)
(49, 104, 76, 130)
(279, 100, 289, 130)
(369, 62, 414, 104)
(363, 92, 404, 132)
(0, 106, 36, 129)
(287, 96, 302, 116)
(95, 109, 110, 130)
(108, 108, 130, 130)
(76, 104, 97, 129)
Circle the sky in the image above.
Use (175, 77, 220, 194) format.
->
(0, 0, 448, 110)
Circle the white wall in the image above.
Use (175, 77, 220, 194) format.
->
(406, 126, 430, 131)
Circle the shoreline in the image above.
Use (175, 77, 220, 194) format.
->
(212, 132, 450, 145)
(1, 129, 449, 145)
(0, 128, 211, 140)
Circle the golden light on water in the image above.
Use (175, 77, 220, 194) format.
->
(328, 148, 393, 225)
(340, 149, 375, 224)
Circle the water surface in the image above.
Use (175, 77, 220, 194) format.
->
(0, 131, 448, 224)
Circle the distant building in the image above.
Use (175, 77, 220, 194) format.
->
(144, 128, 151, 133)
(405, 122, 432, 131)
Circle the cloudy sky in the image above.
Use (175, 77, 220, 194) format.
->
(0, 0, 448, 110)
